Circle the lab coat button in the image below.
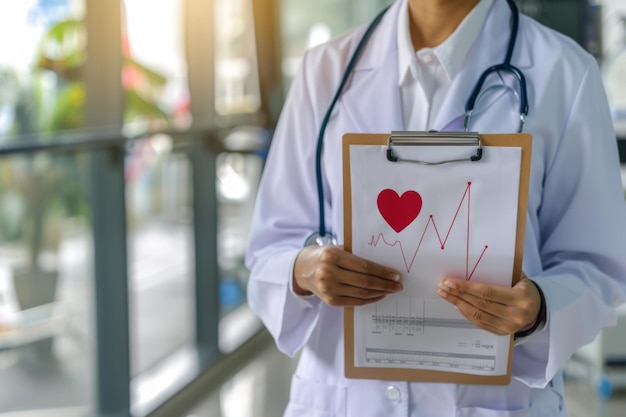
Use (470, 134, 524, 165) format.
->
(386, 386, 400, 402)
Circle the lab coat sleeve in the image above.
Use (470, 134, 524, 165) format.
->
(512, 58, 626, 387)
(245, 49, 328, 357)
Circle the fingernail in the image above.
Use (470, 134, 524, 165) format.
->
(392, 274, 401, 282)
(437, 289, 448, 298)
(444, 280, 457, 289)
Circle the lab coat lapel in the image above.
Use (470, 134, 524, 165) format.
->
(338, 1, 404, 133)
(433, 0, 533, 132)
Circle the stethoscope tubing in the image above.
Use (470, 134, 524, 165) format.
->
(314, 5, 391, 241)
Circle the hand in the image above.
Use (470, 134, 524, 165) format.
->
(293, 245, 403, 307)
(436, 273, 542, 336)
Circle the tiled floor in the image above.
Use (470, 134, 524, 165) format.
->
(185, 340, 297, 417)
(186, 341, 626, 417)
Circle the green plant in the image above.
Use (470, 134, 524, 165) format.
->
(0, 16, 173, 269)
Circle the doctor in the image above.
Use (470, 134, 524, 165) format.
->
(246, 0, 626, 415)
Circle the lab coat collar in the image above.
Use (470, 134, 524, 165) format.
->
(432, 0, 534, 131)
(339, 0, 404, 133)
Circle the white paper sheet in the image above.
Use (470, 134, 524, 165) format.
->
(350, 144, 521, 376)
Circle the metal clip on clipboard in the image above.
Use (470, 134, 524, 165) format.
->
(386, 131, 483, 165)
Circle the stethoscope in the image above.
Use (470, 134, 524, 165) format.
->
(305, 0, 528, 247)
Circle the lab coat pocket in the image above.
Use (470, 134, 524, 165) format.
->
(456, 406, 531, 417)
(284, 374, 346, 417)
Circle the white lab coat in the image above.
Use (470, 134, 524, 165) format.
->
(245, 0, 626, 416)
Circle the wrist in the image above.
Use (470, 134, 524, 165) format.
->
(292, 247, 315, 297)
(515, 279, 546, 339)
(292, 275, 314, 296)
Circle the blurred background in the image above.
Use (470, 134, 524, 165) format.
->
(0, 1, 624, 416)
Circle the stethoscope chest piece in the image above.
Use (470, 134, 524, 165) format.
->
(304, 232, 338, 247)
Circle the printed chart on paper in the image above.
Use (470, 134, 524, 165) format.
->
(349, 144, 522, 376)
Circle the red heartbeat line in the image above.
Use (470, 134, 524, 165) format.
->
(368, 182, 488, 280)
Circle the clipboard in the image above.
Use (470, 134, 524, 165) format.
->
(342, 131, 532, 385)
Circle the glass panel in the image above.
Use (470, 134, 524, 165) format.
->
(0, 0, 86, 138)
(214, 0, 261, 116)
(217, 151, 262, 314)
(280, 0, 392, 89)
(217, 128, 266, 353)
(126, 135, 195, 376)
(122, 0, 191, 134)
(0, 150, 95, 414)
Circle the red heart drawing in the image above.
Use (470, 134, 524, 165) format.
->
(377, 189, 422, 233)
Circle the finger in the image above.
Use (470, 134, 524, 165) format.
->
(314, 268, 397, 299)
(438, 282, 509, 316)
(310, 263, 402, 301)
(438, 278, 540, 331)
(439, 278, 515, 305)
(337, 267, 404, 293)
(322, 294, 387, 308)
(437, 290, 516, 334)
(323, 247, 401, 282)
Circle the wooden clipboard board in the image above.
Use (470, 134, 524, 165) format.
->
(342, 132, 532, 385)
